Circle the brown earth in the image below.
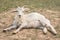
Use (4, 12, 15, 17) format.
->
(0, 8, 60, 40)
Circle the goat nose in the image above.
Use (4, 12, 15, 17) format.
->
(18, 15, 21, 18)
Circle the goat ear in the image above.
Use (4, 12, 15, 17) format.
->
(17, 6, 20, 9)
(25, 8, 30, 11)
(11, 8, 18, 13)
(11, 10, 18, 13)
(16, 5, 20, 8)
(22, 6, 25, 8)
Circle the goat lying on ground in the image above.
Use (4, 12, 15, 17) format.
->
(3, 6, 57, 35)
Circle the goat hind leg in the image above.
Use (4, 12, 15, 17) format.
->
(39, 26, 48, 34)
(43, 27, 48, 34)
(47, 24, 57, 35)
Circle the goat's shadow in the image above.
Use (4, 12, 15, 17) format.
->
(19, 27, 57, 35)
(3, 25, 57, 36)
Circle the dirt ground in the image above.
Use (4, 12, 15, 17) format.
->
(0, 8, 60, 40)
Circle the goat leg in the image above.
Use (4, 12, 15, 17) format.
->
(3, 25, 17, 32)
(13, 22, 27, 34)
(43, 27, 47, 34)
(47, 24, 57, 35)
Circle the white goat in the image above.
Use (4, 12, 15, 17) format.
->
(3, 6, 57, 35)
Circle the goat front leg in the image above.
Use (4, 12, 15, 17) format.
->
(3, 20, 17, 32)
(3, 25, 17, 32)
(13, 22, 27, 34)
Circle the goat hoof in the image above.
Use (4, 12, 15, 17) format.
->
(12, 32, 16, 34)
(43, 28, 47, 34)
(3, 29, 7, 32)
(43, 31, 47, 35)
(53, 32, 57, 35)
(12, 31, 17, 34)
(54, 31, 57, 35)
